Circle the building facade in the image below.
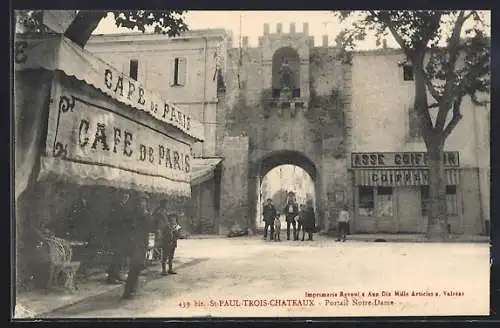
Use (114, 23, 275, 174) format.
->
(87, 24, 489, 235)
(86, 29, 231, 233)
(348, 49, 489, 234)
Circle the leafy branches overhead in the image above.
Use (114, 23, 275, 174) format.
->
(110, 10, 188, 35)
(16, 10, 189, 47)
(334, 10, 490, 144)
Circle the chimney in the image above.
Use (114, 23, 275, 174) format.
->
(264, 23, 270, 35)
(277, 22, 283, 34)
(242, 36, 248, 47)
(382, 39, 388, 49)
(322, 35, 328, 47)
(290, 22, 296, 34)
(303, 22, 309, 35)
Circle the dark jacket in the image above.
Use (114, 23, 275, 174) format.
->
(303, 207, 316, 231)
(262, 204, 277, 223)
(283, 202, 299, 222)
(160, 222, 181, 250)
(152, 207, 178, 249)
(127, 206, 152, 256)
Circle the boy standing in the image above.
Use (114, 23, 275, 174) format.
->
(337, 205, 351, 242)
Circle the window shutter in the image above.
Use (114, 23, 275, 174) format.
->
(129, 59, 138, 81)
(408, 107, 421, 138)
(169, 58, 175, 86)
(178, 57, 187, 86)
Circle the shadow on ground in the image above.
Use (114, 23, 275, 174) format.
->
(42, 258, 209, 318)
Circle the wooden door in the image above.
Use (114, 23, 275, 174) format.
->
(397, 187, 422, 233)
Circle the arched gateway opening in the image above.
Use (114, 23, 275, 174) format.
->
(254, 150, 318, 231)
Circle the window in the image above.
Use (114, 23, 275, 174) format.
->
(420, 185, 458, 216)
(358, 186, 374, 216)
(403, 64, 414, 81)
(171, 57, 187, 86)
(358, 186, 394, 216)
(446, 185, 458, 215)
(376, 187, 393, 216)
(129, 59, 138, 81)
(408, 107, 421, 139)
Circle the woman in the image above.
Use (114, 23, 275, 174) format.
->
(302, 200, 315, 241)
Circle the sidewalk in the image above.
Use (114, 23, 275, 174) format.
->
(190, 233, 489, 243)
(320, 232, 490, 243)
(14, 258, 192, 319)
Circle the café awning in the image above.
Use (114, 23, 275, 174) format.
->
(354, 169, 461, 186)
(14, 34, 202, 198)
(191, 158, 223, 186)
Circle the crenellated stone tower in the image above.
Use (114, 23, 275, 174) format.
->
(217, 22, 353, 234)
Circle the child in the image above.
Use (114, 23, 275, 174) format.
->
(337, 205, 351, 242)
(273, 215, 281, 241)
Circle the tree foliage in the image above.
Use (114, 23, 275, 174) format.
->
(335, 10, 490, 144)
(16, 10, 189, 47)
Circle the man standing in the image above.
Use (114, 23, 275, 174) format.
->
(105, 192, 130, 284)
(123, 192, 151, 299)
(283, 192, 299, 241)
(262, 198, 277, 241)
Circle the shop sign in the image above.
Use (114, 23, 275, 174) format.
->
(355, 169, 460, 186)
(45, 93, 192, 184)
(351, 152, 459, 168)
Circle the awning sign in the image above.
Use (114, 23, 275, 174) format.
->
(354, 169, 460, 186)
(351, 152, 460, 168)
(40, 75, 192, 196)
(14, 34, 204, 141)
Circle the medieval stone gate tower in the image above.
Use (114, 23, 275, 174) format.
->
(217, 23, 353, 234)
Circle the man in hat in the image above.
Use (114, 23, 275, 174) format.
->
(262, 198, 277, 240)
(123, 192, 152, 299)
(283, 192, 299, 240)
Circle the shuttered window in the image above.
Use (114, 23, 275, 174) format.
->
(408, 107, 421, 139)
(171, 57, 187, 86)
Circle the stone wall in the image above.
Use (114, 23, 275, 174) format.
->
(219, 137, 249, 234)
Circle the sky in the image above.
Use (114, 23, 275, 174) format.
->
(92, 10, 385, 49)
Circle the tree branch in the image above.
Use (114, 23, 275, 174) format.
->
(64, 11, 108, 47)
(435, 11, 468, 130)
(371, 11, 410, 55)
(443, 95, 464, 139)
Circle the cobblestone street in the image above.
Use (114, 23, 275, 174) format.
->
(42, 236, 490, 318)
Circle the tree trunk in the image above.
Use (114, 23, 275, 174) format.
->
(63, 11, 107, 48)
(426, 137, 449, 240)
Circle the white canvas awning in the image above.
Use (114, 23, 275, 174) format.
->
(14, 33, 204, 142)
(353, 169, 461, 186)
(191, 158, 223, 186)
